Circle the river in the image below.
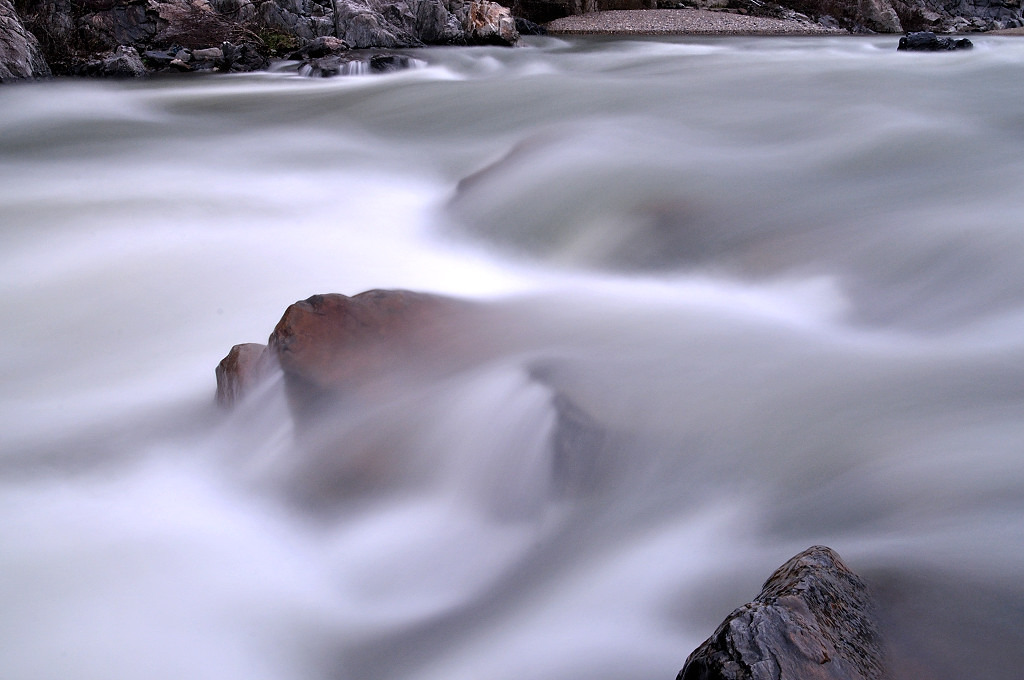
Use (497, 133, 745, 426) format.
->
(2, 34, 1023, 680)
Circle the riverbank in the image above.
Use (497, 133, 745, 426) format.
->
(545, 8, 846, 35)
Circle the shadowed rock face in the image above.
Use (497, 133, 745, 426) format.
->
(678, 546, 887, 680)
(1, 0, 51, 79)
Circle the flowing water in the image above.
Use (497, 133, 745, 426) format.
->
(2, 34, 1024, 680)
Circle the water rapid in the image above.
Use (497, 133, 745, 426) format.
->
(2, 35, 1023, 680)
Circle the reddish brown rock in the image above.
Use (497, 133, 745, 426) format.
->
(215, 289, 490, 414)
(269, 290, 470, 388)
(263, 289, 489, 421)
(215, 342, 270, 407)
(678, 546, 888, 680)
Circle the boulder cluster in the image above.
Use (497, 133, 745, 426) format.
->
(0, 0, 521, 81)
(215, 292, 893, 680)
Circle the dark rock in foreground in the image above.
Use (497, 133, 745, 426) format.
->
(678, 545, 887, 680)
(898, 31, 973, 50)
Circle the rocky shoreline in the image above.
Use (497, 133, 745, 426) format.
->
(0, 0, 521, 80)
(3, 0, 1024, 82)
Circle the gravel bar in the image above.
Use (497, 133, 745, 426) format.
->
(545, 9, 846, 35)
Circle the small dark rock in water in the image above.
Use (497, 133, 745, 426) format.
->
(298, 56, 348, 77)
(515, 17, 548, 35)
(217, 42, 269, 73)
(678, 545, 888, 680)
(299, 53, 418, 77)
(369, 54, 413, 72)
(898, 32, 973, 51)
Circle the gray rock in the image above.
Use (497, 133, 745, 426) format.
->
(78, 0, 159, 50)
(256, 0, 336, 40)
(208, 0, 258, 23)
(75, 44, 148, 77)
(191, 46, 224, 59)
(858, 0, 902, 32)
(0, 0, 52, 80)
(678, 546, 888, 680)
(288, 34, 349, 58)
(217, 40, 270, 70)
(515, 15, 547, 33)
(143, 48, 177, 65)
(897, 30, 973, 49)
(333, 0, 422, 47)
(414, 0, 466, 43)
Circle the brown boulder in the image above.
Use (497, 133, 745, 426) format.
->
(678, 546, 888, 680)
(214, 290, 489, 413)
(215, 342, 270, 407)
(269, 290, 469, 388)
(265, 290, 485, 418)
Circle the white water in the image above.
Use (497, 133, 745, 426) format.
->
(2, 35, 1024, 679)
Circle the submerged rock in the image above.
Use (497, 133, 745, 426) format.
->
(369, 53, 414, 70)
(297, 52, 418, 76)
(678, 546, 888, 680)
(897, 31, 973, 50)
